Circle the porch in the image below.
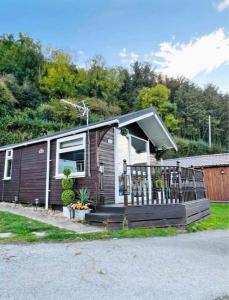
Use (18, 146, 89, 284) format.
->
(85, 161, 210, 229)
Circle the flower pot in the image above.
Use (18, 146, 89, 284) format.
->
(74, 209, 91, 221)
(63, 206, 71, 218)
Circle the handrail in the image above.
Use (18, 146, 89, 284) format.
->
(122, 160, 206, 206)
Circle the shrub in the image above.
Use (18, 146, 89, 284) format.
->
(61, 168, 75, 206)
(61, 190, 75, 206)
(77, 188, 90, 204)
(63, 168, 71, 178)
(61, 178, 74, 190)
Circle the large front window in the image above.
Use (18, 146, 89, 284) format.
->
(56, 134, 86, 177)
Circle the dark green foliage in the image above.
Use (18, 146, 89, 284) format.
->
(61, 178, 74, 190)
(0, 33, 228, 155)
(0, 33, 44, 85)
(163, 137, 227, 159)
(61, 190, 75, 206)
(61, 168, 75, 206)
(63, 168, 71, 178)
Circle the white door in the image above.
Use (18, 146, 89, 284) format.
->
(115, 129, 131, 203)
(115, 129, 151, 203)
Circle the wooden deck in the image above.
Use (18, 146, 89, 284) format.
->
(85, 198, 210, 230)
(86, 162, 210, 230)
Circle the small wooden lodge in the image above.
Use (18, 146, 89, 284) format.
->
(0, 108, 209, 229)
(164, 153, 229, 203)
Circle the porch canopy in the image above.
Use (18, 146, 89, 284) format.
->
(117, 108, 177, 151)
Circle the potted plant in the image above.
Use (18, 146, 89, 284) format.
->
(61, 168, 75, 218)
(71, 188, 91, 221)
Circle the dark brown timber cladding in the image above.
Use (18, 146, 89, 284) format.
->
(49, 130, 99, 206)
(19, 143, 47, 204)
(98, 127, 115, 204)
(0, 142, 47, 204)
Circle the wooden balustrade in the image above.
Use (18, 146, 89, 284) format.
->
(122, 160, 206, 206)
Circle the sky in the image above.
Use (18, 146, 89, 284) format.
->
(0, 0, 229, 93)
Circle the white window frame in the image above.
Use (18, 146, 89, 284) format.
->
(4, 149, 13, 180)
(55, 133, 86, 178)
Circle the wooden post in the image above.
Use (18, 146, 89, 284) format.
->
(123, 159, 128, 207)
(201, 167, 207, 199)
(191, 165, 197, 200)
(177, 161, 183, 203)
(99, 163, 104, 205)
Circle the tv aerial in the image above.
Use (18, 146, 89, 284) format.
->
(61, 99, 89, 126)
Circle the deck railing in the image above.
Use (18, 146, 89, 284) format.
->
(122, 160, 206, 206)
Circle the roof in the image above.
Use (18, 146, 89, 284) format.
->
(163, 153, 229, 168)
(0, 107, 177, 151)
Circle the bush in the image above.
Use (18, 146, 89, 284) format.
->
(63, 168, 71, 178)
(61, 178, 74, 190)
(61, 168, 75, 206)
(61, 190, 75, 206)
(163, 136, 227, 159)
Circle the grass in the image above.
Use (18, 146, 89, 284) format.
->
(0, 211, 177, 243)
(0, 203, 228, 243)
(187, 203, 229, 232)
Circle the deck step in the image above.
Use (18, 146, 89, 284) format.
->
(95, 205, 125, 214)
(85, 212, 124, 223)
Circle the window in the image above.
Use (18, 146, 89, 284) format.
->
(56, 134, 86, 177)
(4, 149, 13, 180)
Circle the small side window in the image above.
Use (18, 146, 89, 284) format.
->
(4, 149, 13, 180)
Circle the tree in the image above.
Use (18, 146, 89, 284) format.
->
(174, 81, 207, 141)
(2, 74, 42, 109)
(117, 62, 157, 112)
(85, 56, 122, 104)
(137, 84, 179, 132)
(0, 33, 44, 85)
(0, 79, 17, 115)
(39, 50, 77, 99)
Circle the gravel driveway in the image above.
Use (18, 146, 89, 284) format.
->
(0, 230, 229, 300)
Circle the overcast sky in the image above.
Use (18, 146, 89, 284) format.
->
(1, 0, 229, 93)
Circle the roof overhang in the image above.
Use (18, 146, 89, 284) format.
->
(119, 111, 177, 151)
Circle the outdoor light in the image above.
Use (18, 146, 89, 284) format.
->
(99, 163, 104, 174)
(34, 198, 39, 210)
(14, 196, 18, 207)
(220, 169, 225, 175)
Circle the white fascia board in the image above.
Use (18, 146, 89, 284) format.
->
(154, 113, 178, 151)
(0, 119, 119, 152)
(118, 112, 155, 128)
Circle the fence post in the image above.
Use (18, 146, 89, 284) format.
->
(177, 161, 183, 203)
(191, 165, 197, 200)
(200, 167, 207, 199)
(123, 159, 128, 207)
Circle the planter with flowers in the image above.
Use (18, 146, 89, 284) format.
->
(71, 188, 91, 221)
(61, 168, 75, 218)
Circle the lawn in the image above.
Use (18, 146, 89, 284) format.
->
(0, 203, 228, 243)
(187, 203, 229, 232)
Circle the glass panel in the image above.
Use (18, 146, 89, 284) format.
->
(131, 136, 147, 166)
(58, 149, 84, 174)
(117, 133, 130, 196)
(60, 138, 83, 149)
(6, 159, 12, 178)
